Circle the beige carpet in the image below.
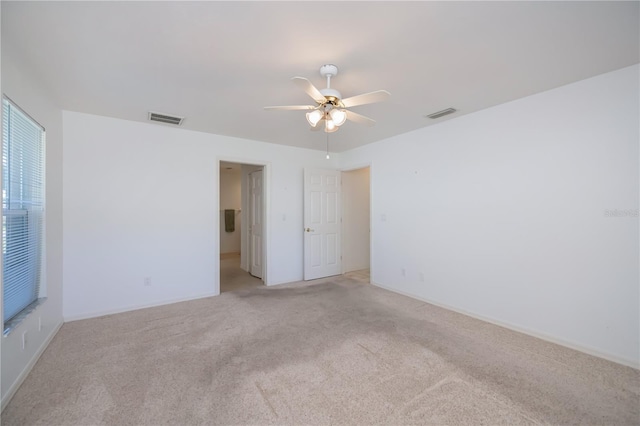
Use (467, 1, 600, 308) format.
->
(343, 269, 370, 284)
(220, 253, 263, 293)
(3, 277, 639, 425)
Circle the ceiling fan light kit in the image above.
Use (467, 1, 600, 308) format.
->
(306, 109, 324, 127)
(266, 64, 390, 134)
(329, 108, 347, 126)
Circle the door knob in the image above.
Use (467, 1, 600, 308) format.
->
(305, 228, 314, 232)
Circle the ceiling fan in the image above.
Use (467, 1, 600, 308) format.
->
(265, 64, 390, 133)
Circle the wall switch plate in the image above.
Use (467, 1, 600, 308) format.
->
(144, 277, 152, 286)
(22, 331, 27, 350)
(38, 316, 42, 331)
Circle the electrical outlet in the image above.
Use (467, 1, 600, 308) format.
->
(144, 277, 152, 287)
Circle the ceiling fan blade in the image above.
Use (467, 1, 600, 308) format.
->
(341, 90, 391, 108)
(345, 110, 376, 127)
(292, 77, 326, 104)
(264, 105, 315, 111)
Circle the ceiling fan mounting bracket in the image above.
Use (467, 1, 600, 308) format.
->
(319, 64, 338, 79)
(320, 64, 340, 95)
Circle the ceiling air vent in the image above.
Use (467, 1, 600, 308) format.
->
(148, 111, 184, 126)
(426, 108, 457, 119)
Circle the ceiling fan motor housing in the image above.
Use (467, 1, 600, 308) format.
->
(320, 89, 342, 103)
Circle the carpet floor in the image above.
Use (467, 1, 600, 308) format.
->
(3, 277, 639, 425)
(220, 253, 263, 294)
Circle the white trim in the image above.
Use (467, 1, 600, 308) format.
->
(266, 278, 304, 287)
(371, 281, 640, 370)
(63, 292, 216, 322)
(1, 320, 63, 411)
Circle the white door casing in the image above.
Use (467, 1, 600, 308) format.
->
(304, 168, 342, 280)
(249, 170, 263, 279)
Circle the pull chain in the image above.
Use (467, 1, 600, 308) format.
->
(326, 130, 330, 159)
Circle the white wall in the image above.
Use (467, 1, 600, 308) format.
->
(1, 45, 65, 406)
(342, 167, 371, 273)
(340, 65, 640, 367)
(62, 111, 336, 320)
(219, 168, 241, 254)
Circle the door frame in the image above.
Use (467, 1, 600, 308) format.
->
(216, 157, 270, 295)
(340, 161, 374, 280)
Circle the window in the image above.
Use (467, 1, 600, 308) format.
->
(2, 97, 45, 325)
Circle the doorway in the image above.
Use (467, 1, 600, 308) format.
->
(219, 161, 265, 293)
(341, 166, 371, 283)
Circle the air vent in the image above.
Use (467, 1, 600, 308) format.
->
(426, 108, 457, 119)
(148, 111, 184, 126)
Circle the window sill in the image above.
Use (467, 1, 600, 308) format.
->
(3, 298, 47, 337)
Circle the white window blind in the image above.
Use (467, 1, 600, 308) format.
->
(2, 97, 45, 323)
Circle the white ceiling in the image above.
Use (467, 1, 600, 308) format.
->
(2, 1, 638, 152)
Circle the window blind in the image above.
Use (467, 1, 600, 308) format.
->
(2, 97, 45, 323)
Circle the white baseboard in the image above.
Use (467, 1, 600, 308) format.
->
(371, 281, 639, 370)
(343, 265, 370, 274)
(265, 277, 304, 287)
(64, 292, 217, 322)
(1, 320, 64, 411)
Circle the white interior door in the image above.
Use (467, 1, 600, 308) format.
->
(249, 170, 263, 279)
(304, 168, 341, 280)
